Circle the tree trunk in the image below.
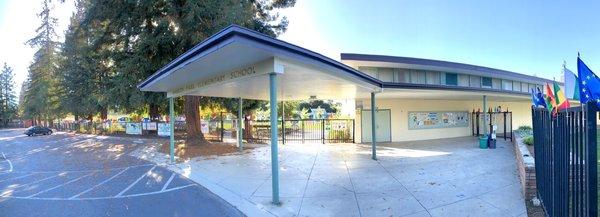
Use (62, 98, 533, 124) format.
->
(184, 95, 206, 144)
(148, 103, 160, 121)
(243, 112, 254, 139)
(100, 108, 108, 120)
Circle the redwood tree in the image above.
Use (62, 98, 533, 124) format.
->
(172, 0, 296, 144)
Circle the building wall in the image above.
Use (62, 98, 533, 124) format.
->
(355, 98, 532, 142)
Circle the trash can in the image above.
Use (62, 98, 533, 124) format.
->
(488, 138, 496, 149)
(479, 136, 488, 149)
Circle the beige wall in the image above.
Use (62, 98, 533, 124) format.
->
(355, 98, 532, 142)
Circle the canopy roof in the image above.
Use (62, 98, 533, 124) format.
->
(138, 25, 381, 100)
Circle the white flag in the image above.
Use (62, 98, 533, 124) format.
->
(563, 67, 579, 100)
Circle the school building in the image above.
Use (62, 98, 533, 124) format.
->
(138, 25, 554, 204)
(341, 53, 553, 143)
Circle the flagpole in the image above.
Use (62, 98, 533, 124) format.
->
(564, 62, 569, 120)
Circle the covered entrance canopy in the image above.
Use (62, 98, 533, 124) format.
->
(138, 25, 381, 204)
(138, 25, 381, 100)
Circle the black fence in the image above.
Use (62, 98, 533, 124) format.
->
(0, 121, 24, 129)
(532, 104, 598, 217)
(52, 117, 235, 142)
(246, 119, 354, 144)
(471, 111, 513, 141)
(49, 117, 354, 144)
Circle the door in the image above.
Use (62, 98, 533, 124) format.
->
(361, 109, 391, 142)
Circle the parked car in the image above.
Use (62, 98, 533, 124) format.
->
(24, 126, 53, 136)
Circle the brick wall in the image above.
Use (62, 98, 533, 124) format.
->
(513, 134, 537, 200)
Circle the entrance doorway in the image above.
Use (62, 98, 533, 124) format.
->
(361, 109, 391, 142)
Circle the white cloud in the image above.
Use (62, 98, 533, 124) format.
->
(0, 0, 75, 97)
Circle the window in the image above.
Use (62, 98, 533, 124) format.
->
(458, 74, 469, 86)
(395, 68, 409, 83)
(522, 83, 529, 92)
(513, 81, 521, 92)
(445, 73, 458, 85)
(426, 71, 440, 84)
(359, 67, 377, 78)
(481, 77, 492, 88)
(470, 75, 481, 87)
(378, 68, 394, 82)
(502, 80, 513, 90)
(492, 79, 501, 89)
(410, 70, 426, 84)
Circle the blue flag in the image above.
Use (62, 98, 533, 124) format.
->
(531, 88, 546, 108)
(577, 57, 600, 106)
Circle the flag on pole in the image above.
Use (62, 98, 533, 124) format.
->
(530, 88, 546, 108)
(544, 83, 556, 113)
(577, 57, 600, 107)
(564, 67, 580, 100)
(553, 81, 570, 110)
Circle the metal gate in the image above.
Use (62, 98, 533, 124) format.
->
(246, 119, 355, 144)
(532, 103, 598, 217)
(471, 111, 513, 141)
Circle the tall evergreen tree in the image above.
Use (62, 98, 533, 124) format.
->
(0, 63, 18, 126)
(23, 0, 63, 124)
(59, 0, 104, 121)
(80, 0, 295, 144)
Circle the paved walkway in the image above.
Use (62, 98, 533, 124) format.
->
(138, 136, 526, 217)
(0, 129, 243, 217)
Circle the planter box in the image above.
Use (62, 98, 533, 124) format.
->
(513, 133, 536, 200)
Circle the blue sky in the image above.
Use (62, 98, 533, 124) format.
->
(0, 0, 74, 93)
(2, 0, 600, 93)
(280, 0, 600, 80)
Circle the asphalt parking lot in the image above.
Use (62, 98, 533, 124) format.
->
(0, 128, 244, 217)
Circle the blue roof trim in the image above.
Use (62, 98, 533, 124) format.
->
(138, 25, 381, 89)
(341, 53, 556, 84)
(381, 82, 530, 96)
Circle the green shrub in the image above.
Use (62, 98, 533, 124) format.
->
(517, 125, 532, 131)
(523, 136, 534, 146)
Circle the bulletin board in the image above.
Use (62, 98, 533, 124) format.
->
(408, 111, 469, 129)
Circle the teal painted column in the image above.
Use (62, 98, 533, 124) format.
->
(169, 97, 175, 162)
(269, 73, 280, 205)
(482, 95, 487, 135)
(238, 97, 243, 151)
(371, 92, 377, 160)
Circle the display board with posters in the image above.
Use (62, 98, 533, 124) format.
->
(157, 123, 171, 137)
(142, 122, 157, 131)
(408, 111, 469, 129)
(126, 122, 142, 135)
(201, 122, 209, 134)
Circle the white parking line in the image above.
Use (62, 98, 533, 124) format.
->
(69, 168, 129, 199)
(161, 173, 176, 192)
(1, 152, 12, 173)
(1, 173, 63, 196)
(22, 173, 62, 186)
(0, 183, 197, 201)
(15, 163, 153, 174)
(115, 165, 156, 197)
(0, 173, 34, 183)
(125, 184, 196, 198)
(26, 172, 96, 198)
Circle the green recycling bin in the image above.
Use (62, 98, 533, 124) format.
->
(479, 136, 488, 149)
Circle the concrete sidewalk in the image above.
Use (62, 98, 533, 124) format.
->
(133, 137, 526, 217)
